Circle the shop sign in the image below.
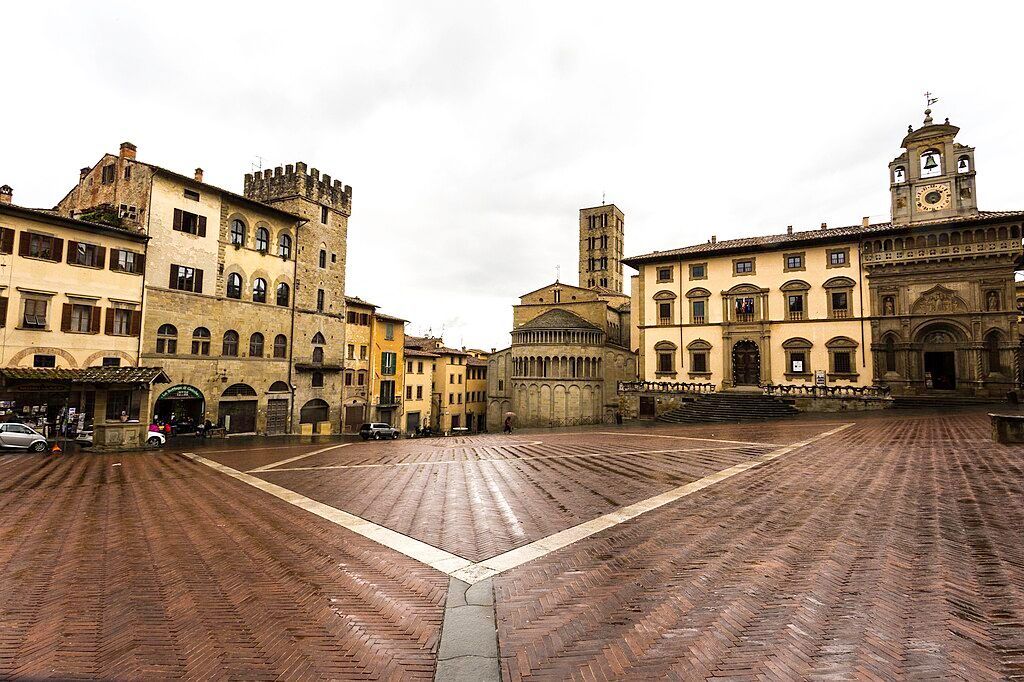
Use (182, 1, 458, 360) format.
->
(158, 384, 204, 401)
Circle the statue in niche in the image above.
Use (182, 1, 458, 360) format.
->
(987, 290, 1000, 311)
(883, 296, 895, 316)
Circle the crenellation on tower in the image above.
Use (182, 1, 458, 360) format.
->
(244, 161, 352, 215)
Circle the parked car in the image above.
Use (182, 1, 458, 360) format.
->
(359, 423, 400, 440)
(77, 429, 166, 448)
(0, 423, 48, 452)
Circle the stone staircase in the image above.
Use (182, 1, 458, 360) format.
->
(892, 394, 1005, 410)
(657, 392, 800, 424)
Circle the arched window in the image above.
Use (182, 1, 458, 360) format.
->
(893, 166, 906, 184)
(249, 332, 264, 357)
(277, 233, 292, 259)
(300, 398, 329, 424)
(957, 155, 970, 174)
(986, 330, 1004, 373)
(230, 219, 246, 246)
(312, 332, 326, 345)
(319, 248, 327, 268)
(269, 381, 289, 392)
(276, 282, 290, 307)
(921, 148, 941, 178)
(312, 346, 324, 364)
(273, 334, 288, 358)
(192, 327, 211, 355)
(222, 330, 239, 356)
(252, 278, 267, 303)
(222, 383, 257, 397)
(884, 335, 897, 373)
(255, 227, 270, 252)
(226, 272, 242, 299)
(156, 324, 177, 354)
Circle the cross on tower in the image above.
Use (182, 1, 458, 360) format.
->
(924, 91, 939, 107)
(555, 265, 560, 282)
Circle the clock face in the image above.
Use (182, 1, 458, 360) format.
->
(916, 183, 951, 211)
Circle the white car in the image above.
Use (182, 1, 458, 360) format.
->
(76, 429, 166, 448)
(0, 423, 48, 452)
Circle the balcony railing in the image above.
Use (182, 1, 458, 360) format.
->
(831, 309, 849, 319)
(691, 315, 705, 325)
(618, 380, 716, 394)
(762, 383, 890, 399)
(734, 312, 756, 323)
(788, 311, 804, 321)
(658, 317, 672, 325)
(375, 395, 401, 407)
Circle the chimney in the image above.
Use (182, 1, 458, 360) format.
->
(79, 167, 91, 181)
(786, 225, 793, 235)
(194, 168, 204, 183)
(820, 222, 828, 230)
(0, 185, 11, 205)
(711, 235, 717, 244)
(862, 216, 870, 227)
(119, 141, 137, 160)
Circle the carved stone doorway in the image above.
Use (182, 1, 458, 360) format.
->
(732, 340, 761, 386)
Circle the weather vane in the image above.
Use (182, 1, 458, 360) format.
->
(924, 91, 939, 107)
(555, 264, 560, 282)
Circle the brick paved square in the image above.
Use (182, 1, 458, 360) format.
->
(0, 411, 1021, 679)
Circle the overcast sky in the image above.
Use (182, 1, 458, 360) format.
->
(3, 2, 1022, 350)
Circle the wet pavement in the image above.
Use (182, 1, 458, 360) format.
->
(0, 410, 1020, 679)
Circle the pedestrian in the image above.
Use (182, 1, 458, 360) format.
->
(615, 410, 623, 425)
(204, 418, 213, 439)
(503, 415, 513, 434)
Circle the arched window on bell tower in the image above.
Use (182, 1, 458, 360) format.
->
(920, 148, 942, 178)
(957, 155, 970, 174)
(893, 166, 906, 184)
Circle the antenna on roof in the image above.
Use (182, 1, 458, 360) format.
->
(924, 91, 939, 107)
(601, 190, 606, 206)
(555, 264, 560, 282)
(251, 155, 264, 173)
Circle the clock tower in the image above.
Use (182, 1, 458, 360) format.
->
(889, 109, 978, 225)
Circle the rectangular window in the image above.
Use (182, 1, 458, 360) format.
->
(407, 360, 414, 373)
(689, 263, 707, 280)
(34, 354, 56, 368)
(833, 351, 852, 374)
(789, 352, 806, 374)
(359, 313, 369, 325)
(691, 352, 708, 373)
(357, 372, 365, 386)
(785, 254, 804, 270)
(111, 249, 142, 273)
(417, 361, 423, 374)
(657, 351, 674, 373)
(0, 227, 14, 255)
(169, 264, 202, 292)
(385, 322, 394, 340)
(657, 267, 672, 282)
(321, 206, 329, 223)
(317, 289, 325, 312)
(110, 308, 132, 336)
(416, 386, 423, 399)
(347, 345, 355, 359)
(691, 299, 706, 325)
(101, 164, 115, 184)
(787, 294, 804, 320)
(831, 291, 849, 318)
(734, 260, 753, 274)
(497, 379, 504, 391)
(406, 385, 413, 400)
(105, 390, 140, 421)
(829, 250, 848, 266)
(22, 298, 48, 329)
(347, 311, 357, 323)
(360, 345, 367, 360)
(457, 394, 462, 404)
(101, 357, 121, 367)
(69, 241, 103, 267)
(734, 297, 755, 321)
(184, 189, 200, 201)
(381, 351, 397, 375)
(658, 302, 672, 325)
(172, 208, 206, 236)
(69, 304, 93, 333)
(345, 372, 353, 386)
(21, 232, 62, 262)
(449, 393, 454, 405)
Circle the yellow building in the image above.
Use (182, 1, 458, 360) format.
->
(464, 349, 489, 432)
(0, 187, 169, 449)
(370, 312, 405, 429)
(341, 296, 374, 432)
(407, 335, 470, 433)
(403, 346, 437, 433)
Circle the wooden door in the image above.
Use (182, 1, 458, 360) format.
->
(732, 341, 761, 385)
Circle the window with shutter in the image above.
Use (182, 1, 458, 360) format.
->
(0, 228, 13, 255)
(0, 297, 7, 327)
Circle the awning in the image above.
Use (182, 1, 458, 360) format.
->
(0, 367, 171, 386)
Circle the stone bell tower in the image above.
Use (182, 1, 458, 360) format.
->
(889, 109, 978, 226)
(579, 203, 624, 292)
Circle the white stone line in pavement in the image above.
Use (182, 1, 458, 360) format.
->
(247, 443, 352, 472)
(594, 431, 785, 447)
(449, 423, 855, 584)
(263, 444, 772, 472)
(183, 452, 474, 575)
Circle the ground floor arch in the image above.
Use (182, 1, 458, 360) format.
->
(154, 384, 206, 431)
(732, 340, 761, 386)
(300, 399, 331, 435)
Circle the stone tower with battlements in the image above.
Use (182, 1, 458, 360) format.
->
(245, 163, 353, 432)
(579, 204, 624, 293)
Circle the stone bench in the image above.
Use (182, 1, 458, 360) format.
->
(990, 413, 1024, 444)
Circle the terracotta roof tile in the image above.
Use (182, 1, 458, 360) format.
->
(0, 367, 170, 384)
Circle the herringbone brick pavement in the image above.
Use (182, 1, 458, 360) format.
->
(0, 451, 447, 680)
(494, 413, 1024, 680)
